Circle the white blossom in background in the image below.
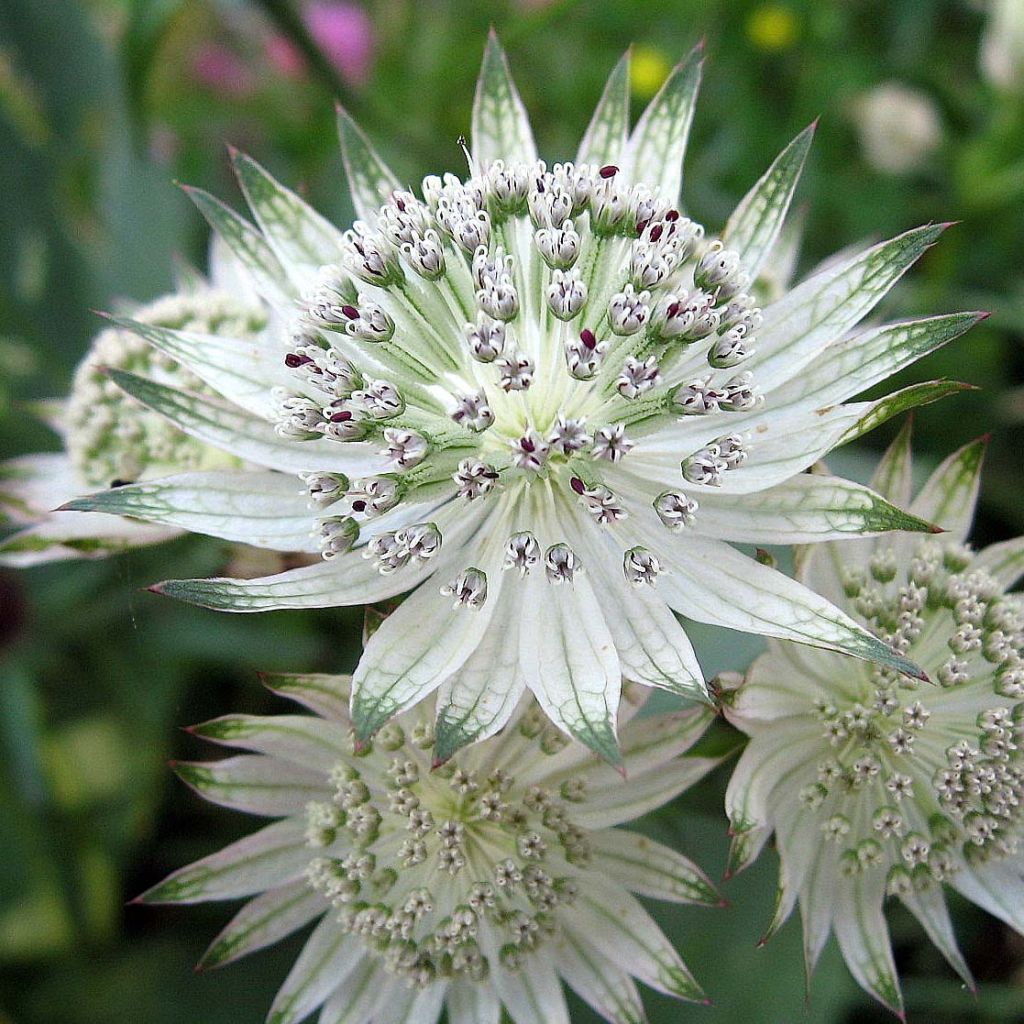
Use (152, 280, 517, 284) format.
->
(141, 674, 725, 1024)
(66, 34, 982, 760)
(723, 425, 1024, 1017)
(0, 245, 264, 565)
(981, 0, 1024, 92)
(852, 82, 943, 175)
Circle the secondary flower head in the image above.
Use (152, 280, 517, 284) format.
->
(69, 35, 979, 759)
(141, 674, 725, 1023)
(0, 249, 263, 565)
(724, 426, 1024, 1017)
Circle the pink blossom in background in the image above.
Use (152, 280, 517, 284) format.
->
(266, 34, 307, 79)
(192, 43, 255, 97)
(267, 3, 374, 87)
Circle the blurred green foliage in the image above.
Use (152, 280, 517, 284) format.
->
(0, 0, 1022, 1020)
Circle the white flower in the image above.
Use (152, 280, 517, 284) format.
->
(0, 243, 263, 565)
(723, 426, 1024, 1017)
(981, 0, 1024, 92)
(140, 675, 725, 1023)
(67, 36, 980, 759)
(852, 82, 943, 175)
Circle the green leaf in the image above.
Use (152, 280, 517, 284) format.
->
(63, 471, 319, 552)
(518, 571, 623, 765)
(908, 435, 987, 541)
(198, 882, 324, 970)
(267, 918, 361, 1024)
(152, 555, 402, 613)
(230, 149, 346, 284)
(136, 818, 309, 904)
(189, 714, 346, 771)
(624, 43, 703, 204)
(471, 30, 537, 167)
(336, 106, 401, 223)
(260, 671, 351, 722)
(868, 418, 915, 507)
(105, 369, 384, 477)
(698, 473, 939, 544)
(770, 311, 984, 412)
(183, 185, 294, 305)
(755, 223, 949, 390)
(173, 755, 328, 816)
(591, 828, 722, 906)
(723, 122, 816, 279)
(576, 50, 630, 167)
(839, 380, 974, 446)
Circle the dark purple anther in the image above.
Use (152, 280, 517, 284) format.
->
(598, 164, 619, 179)
(341, 305, 360, 320)
(330, 410, 352, 422)
(580, 328, 597, 350)
(352, 500, 367, 512)
(666, 302, 680, 319)
(521, 437, 535, 453)
(284, 353, 309, 368)
(665, 210, 680, 222)
(570, 476, 585, 495)
(649, 224, 663, 242)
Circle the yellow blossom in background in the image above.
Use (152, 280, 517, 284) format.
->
(630, 44, 670, 99)
(746, 3, 799, 53)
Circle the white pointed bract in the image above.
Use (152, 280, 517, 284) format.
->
(64, 35, 981, 757)
(143, 676, 724, 1024)
(724, 427, 1024, 1018)
(0, 255, 264, 565)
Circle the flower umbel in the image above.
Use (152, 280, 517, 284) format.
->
(67, 36, 980, 758)
(0, 249, 262, 565)
(141, 675, 724, 1024)
(724, 426, 1024, 1017)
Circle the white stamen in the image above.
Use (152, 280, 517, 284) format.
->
(441, 568, 488, 609)
(592, 424, 634, 462)
(453, 458, 499, 500)
(503, 532, 540, 576)
(510, 429, 550, 472)
(382, 428, 429, 469)
(450, 390, 495, 431)
(548, 415, 591, 454)
(623, 546, 661, 586)
(545, 543, 581, 584)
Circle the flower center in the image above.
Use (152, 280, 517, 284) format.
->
(275, 159, 764, 592)
(303, 708, 590, 986)
(799, 538, 1023, 891)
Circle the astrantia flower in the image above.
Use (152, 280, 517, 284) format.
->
(0, 249, 264, 565)
(723, 426, 1024, 1017)
(68, 36, 979, 759)
(141, 675, 725, 1023)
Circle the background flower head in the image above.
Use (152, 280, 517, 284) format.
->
(141, 676, 725, 1023)
(724, 426, 1024, 1017)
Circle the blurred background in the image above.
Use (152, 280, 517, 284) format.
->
(1, 0, 1023, 1020)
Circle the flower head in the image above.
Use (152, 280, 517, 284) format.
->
(69, 36, 979, 758)
(0, 249, 263, 565)
(141, 675, 724, 1023)
(852, 82, 942, 176)
(724, 426, 1024, 1017)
